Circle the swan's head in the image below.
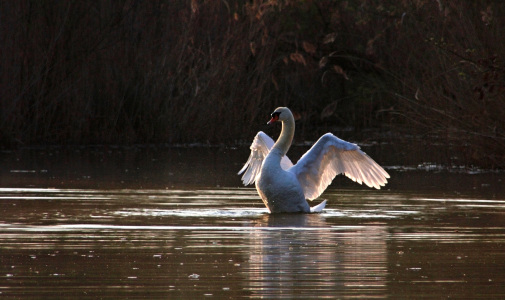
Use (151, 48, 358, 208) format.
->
(267, 107, 292, 125)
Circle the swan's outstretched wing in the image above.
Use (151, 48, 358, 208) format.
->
(238, 131, 293, 185)
(290, 133, 390, 200)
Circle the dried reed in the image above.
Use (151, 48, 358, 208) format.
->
(1, 1, 504, 167)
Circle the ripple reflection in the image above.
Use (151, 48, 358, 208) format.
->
(245, 214, 388, 298)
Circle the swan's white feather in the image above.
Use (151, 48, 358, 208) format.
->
(238, 131, 293, 185)
(289, 133, 390, 200)
(310, 199, 327, 213)
(238, 107, 390, 213)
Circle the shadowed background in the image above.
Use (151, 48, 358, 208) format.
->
(1, 1, 504, 168)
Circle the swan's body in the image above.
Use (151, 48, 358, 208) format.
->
(239, 107, 390, 213)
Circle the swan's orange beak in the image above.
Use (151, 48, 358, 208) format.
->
(267, 115, 279, 125)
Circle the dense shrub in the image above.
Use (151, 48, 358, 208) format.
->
(1, 1, 504, 167)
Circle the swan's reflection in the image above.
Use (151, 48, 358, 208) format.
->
(244, 213, 388, 298)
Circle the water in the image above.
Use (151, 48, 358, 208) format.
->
(1, 147, 505, 298)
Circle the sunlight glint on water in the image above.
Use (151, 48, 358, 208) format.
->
(1, 152, 505, 298)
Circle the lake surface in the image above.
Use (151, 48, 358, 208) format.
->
(1, 146, 505, 298)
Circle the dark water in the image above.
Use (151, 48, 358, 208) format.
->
(1, 147, 505, 299)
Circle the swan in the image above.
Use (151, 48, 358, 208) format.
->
(238, 107, 390, 213)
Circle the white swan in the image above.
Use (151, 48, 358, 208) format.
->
(238, 107, 390, 213)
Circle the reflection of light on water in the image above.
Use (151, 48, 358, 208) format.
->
(412, 198, 505, 210)
(0, 223, 370, 232)
(414, 198, 505, 204)
(114, 208, 267, 218)
(0, 196, 111, 200)
(391, 227, 505, 243)
(113, 206, 420, 219)
(323, 209, 419, 219)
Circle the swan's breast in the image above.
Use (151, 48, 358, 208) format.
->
(257, 162, 306, 199)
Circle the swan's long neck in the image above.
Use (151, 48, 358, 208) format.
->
(272, 113, 295, 157)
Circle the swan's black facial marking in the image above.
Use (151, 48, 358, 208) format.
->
(271, 111, 281, 119)
(267, 111, 281, 125)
